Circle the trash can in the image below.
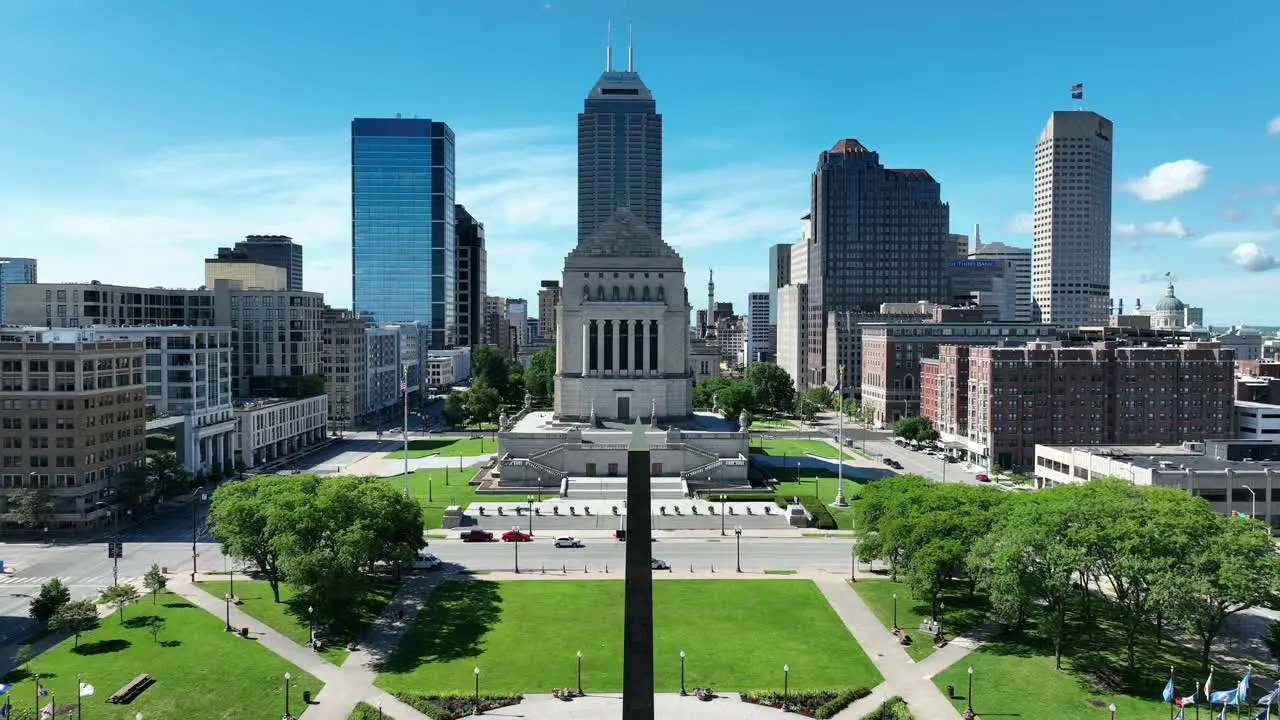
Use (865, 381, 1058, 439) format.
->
(302, 690, 311, 704)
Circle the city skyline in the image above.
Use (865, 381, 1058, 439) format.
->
(2, 0, 1278, 325)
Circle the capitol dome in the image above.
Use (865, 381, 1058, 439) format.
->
(1154, 283, 1185, 313)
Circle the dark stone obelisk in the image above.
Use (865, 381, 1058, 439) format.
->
(622, 419, 655, 719)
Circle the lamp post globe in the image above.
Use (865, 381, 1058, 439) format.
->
(966, 665, 974, 714)
(734, 526, 743, 573)
(473, 666, 481, 715)
(283, 672, 292, 718)
(783, 664, 790, 707)
(679, 649, 687, 696)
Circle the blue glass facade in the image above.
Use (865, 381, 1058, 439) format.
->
(351, 118, 456, 348)
(0, 257, 37, 324)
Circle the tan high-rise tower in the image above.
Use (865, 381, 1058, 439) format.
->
(1031, 110, 1114, 326)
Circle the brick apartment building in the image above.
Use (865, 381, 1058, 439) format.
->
(921, 341, 1235, 470)
(859, 315, 1056, 427)
(0, 330, 147, 533)
(1236, 360, 1280, 404)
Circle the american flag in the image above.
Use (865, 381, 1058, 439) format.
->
(400, 382, 407, 393)
(1070, 82, 1084, 100)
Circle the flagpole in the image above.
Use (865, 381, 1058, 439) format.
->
(77, 674, 81, 720)
(1171, 667, 1176, 720)
(33, 674, 38, 718)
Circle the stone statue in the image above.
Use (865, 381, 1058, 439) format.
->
(739, 409, 752, 431)
(589, 399, 597, 427)
(650, 398, 658, 428)
(711, 392, 719, 414)
(523, 390, 532, 409)
(498, 412, 509, 428)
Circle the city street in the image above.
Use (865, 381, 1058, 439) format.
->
(0, 502, 226, 646)
(425, 534, 858, 575)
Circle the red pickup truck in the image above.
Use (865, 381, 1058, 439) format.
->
(460, 529, 494, 542)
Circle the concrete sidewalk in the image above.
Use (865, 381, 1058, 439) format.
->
(813, 577, 964, 719)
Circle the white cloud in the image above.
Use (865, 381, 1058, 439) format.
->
(1113, 217, 1189, 246)
(1228, 243, 1278, 272)
(0, 126, 808, 312)
(1002, 212, 1033, 235)
(1122, 160, 1210, 201)
(1113, 222, 1138, 238)
(1273, 204, 1280, 217)
(1195, 229, 1280, 247)
(1269, 116, 1280, 136)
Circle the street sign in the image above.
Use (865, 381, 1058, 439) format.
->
(107, 542, 123, 559)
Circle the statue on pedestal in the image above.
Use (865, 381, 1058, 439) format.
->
(589, 399, 597, 427)
(650, 398, 658, 428)
(498, 412, 509, 428)
(523, 390, 532, 410)
(739, 409, 752, 431)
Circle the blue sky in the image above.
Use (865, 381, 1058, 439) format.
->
(2, 0, 1278, 325)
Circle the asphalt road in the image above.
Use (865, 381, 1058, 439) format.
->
(0, 502, 226, 646)
(425, 536, 858, 575)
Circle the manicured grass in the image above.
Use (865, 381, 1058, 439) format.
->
(379, 467, 538, 528)
(852, 579, 990, 662)
(753, 438, 856, 460)
(196, 578, 398, 664)
(751, 415, 798, 429)
(377, 579, 881, 694)
(773, 470, 864, 529)
(932, 592, 1235, 719)
(385, 437, 495, 460)
(0, 591, 320, 719)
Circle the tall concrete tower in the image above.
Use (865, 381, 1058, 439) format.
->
(577, 23, 662, 243)
(707, 269, 715, 326)
(1031, 111, 1114, 326)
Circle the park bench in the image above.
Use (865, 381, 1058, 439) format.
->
(108, 673, 153, 704)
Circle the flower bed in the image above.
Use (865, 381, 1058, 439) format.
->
(741, 688, 870, 718)
(392, 691, 523, 720)
(860, 695, 913, 720)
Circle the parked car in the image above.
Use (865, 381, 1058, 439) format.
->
(413, 552, 442, 570)
(460, 529, 494, 542)
(881, 457, 895, 466)
(885, 459, 903, 469)
(651, 558, 670, 570)
(554, 536, 584, 548)
(502, 529, 532, 542)
(975, 473, 990, 482)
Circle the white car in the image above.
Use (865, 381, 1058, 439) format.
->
(413, 552, 442, 570)
(554, 536, 584, 548)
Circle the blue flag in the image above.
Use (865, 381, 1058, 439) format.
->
(1259, 682, 1280, 707)
(1164, 676, 1176, 702)
(1210, 688, 1239, 706)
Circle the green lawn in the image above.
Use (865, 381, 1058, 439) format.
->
(932, 593, 1237, 719)
(772, 470, 863, 530)
(751, 415, 798, 429)
(1, 591, 320, 720)
(852, 579, 990, 661)
(379, 467, 540, 528)
(384, 437, 495, 459)
(196, 578, 399, 664)
(753, 437, 859, 461)
(377, 579, 882, 694)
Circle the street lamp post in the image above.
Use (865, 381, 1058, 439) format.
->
(283, 672, 292, 718)
(1108, 702, 1116, 720)
(679, 650, 687, 696)
(966, 665, 974, 715)
(527, 496, 534, 537)
(377, 702, 382, 720)
(512, 527, 520, 573)
(576, 650, 583, 695)
(190, 486, 205, 582)
(307, 605, 315, 647)
(1244, 484, 1257, 520)
(473, 667, 481, 716)
(783, 664, 790, 709)
(720, 495, 726, 536)
(938, 601, 946, 635)
(892, 593, 898, 631)
(223, 592, 232, 632)
(734, 526, 743, 573)
(880, 695, 887, 720)
(851, 543, 857, 583)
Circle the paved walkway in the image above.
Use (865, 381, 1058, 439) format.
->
(167, 564, 995, 719)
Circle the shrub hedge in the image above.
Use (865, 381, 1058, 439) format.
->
(775, 494, 838, 529)
(860, 695, 913, 720)
(347, 702, 378, 720)
(392, 692, 523, 720)
(700, 492, 775, 502)
(741, 688, 871, 718)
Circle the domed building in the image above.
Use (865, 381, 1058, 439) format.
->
(1150, 283, 1188, 330)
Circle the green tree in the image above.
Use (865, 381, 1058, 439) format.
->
(29, 577, 71, 622)
(465, 382, 502, 424)
(471, 345, 510, 395)
(10, 488, 52, 529)
(143, 564, 167, 604)
(901, 484, 1009, 616)
(523, 349, 556, 405)
(854, 474, 932, 580)
(795, 386, 829, 421)
(970, 489, 1086, 670)
(147, 615, 165, 644)
(502, 360, 526, 407)
(441, 391, 468, 426)
(692, 376, 732, 410)
(743, 362, 795, 412)
(10, 645, 32, 674)
(146, 450, 193, 497)
(209, 476, 291, 602)
(1265, 620, 1280, 667)
(1160, 512, 1280, 672)
(716, 381, 755, 418)
(892, 416, 938, 445)
(97, 583, 141, 622)
(49, 599, 98, 648)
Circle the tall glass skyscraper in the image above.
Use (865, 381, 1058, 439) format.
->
(351, 118, 456, 348)
(577, 44, 662, 242)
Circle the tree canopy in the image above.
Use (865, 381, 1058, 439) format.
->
(892, 416, 939, 445)
(209, 473, 425, 630)
(743, 362, 795, 411)
(523, 349, 556, 406)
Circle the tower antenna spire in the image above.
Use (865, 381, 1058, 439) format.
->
(606, 19, 613, 71)
(627, 20, 634, 71)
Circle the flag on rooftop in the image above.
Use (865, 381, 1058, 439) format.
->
(1071, 82, 1084, 100)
